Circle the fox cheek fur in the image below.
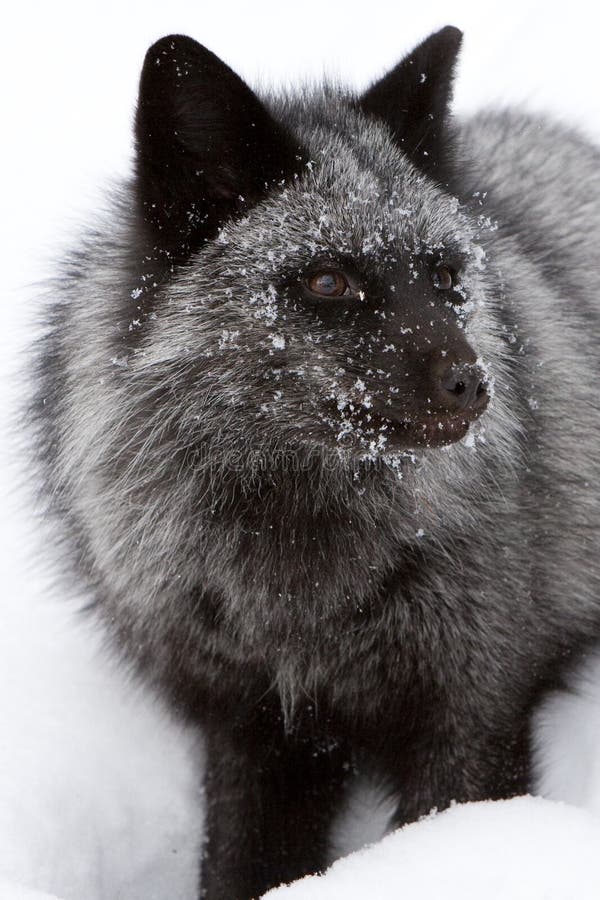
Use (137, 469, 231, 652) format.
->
(35, 25, 600, 900)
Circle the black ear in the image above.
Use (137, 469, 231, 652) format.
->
(135, 35, 306, 256)
(359, 26, 463, 181)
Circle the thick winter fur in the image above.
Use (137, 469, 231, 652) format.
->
(34, 27, 600, 899)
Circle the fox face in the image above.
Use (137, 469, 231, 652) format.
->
(132, 31, 497, 465)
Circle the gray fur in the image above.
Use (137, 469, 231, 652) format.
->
(34, 30, 600, 900)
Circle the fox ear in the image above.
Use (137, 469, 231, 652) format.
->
(359, 26, 463, 181)
(135, 35, 306, 255)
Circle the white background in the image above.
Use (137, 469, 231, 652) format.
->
(2, 2, 600, 898)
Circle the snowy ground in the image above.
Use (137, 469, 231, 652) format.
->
(2, 1, 600, 898)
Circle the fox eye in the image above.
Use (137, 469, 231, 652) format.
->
(432, 264, 456, 290)
(305, 271, 350, 298)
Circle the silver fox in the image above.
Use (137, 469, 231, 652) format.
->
(35, 25, 600, 899)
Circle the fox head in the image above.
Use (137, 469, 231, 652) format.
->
(101, 27, 513, 482)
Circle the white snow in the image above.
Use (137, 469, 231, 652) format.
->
(0, 526, 202, 900)
(266, 797, 600, 899)
(2, 1, 600, 899)
(0, 886, 62, 900)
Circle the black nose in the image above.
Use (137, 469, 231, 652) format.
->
(439, 362, 488, 412)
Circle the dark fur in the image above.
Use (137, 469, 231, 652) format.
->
(34, 27, 600, 899)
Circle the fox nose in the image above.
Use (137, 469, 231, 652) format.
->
(439, 362, 488, 412)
